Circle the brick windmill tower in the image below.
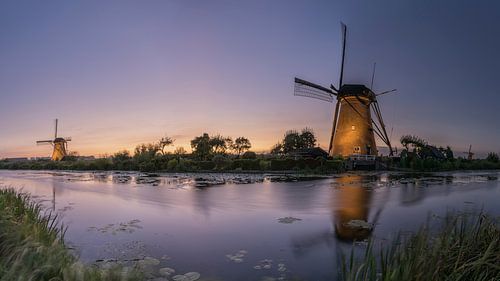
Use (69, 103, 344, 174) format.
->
(294, 23, 394, 157)
(36, 119, 72, 161)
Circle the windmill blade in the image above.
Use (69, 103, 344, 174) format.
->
(54, 118, 58, 139)
(371, 101, 394, 155)
(328, 101, 341, 154)
(339, 22, 347, 88)
(294, 77, 335, 103)
(376, 89, 397, 97)
(36, 140, 53, 145)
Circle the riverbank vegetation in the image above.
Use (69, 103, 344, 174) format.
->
(0, 188, 142, 281)
(0, 130, 344, 173)
(397, 135, 500, 171)
(1, 131, 499, 173)
(341, 211, 500, 281)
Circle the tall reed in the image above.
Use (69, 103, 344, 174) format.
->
(341, 211, 500, 281)
(0, 188, 142, 281)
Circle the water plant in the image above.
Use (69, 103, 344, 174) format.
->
(341, 211, 500, 281)
(0, 188, 143, 281)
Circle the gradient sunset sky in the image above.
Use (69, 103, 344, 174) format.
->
(1, 0, 499, 158)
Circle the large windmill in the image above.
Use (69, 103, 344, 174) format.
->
(294, 23, 394, 157)
(36, 119, 71, 161)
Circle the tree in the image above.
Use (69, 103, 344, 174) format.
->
(134, 143, 160, 162)
(158, 136, 175, 155)
(444, 146, 454, 160)
(210, 135, 231, 154)
(113, 150, 131, 162)
(486, 152, 499, 163)
(282, 130, 302, 154)
(270, 143, 283, 155)
(232, 137, 252, 156)
(191, 133, 212, 160)
(300, 127, 316, 148)
(280, 128, 317, 154)
(400, 135, 427, 152)
(173, 147, 187, 156)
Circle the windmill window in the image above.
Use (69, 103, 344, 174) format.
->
(351, 125, 356, 131)
(354, 146, 361, 153)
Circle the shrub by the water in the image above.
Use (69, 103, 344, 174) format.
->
(232, 159, 261, 170)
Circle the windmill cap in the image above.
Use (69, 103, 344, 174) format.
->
(338, 84, 375, 99)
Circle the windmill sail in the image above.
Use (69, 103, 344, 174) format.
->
(294, 78, 335, 102)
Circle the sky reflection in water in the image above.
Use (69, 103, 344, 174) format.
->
(0, 170, 499, 281)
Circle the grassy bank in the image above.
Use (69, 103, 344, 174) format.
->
(0, 157, 345, 173)
(341, 212, 500, 281)
(0, 188, 142, 281)
(397, 157, 500, 172)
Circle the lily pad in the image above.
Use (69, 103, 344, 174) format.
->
(277, 217, 302, 224)
(159, 267, 175, 276)
(173, 272, 200, 281)
(185, 272, 201, 280)
(345, 220, 373, 230)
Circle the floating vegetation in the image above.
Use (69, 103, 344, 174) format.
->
(277, 217, 302, 224)
(158, 267, 175, 277)
(194, 177, 225, 188)
(345, 219, 373, 230)
(265, 174, 329, 182)
(226, 250, 248, 263)
(88, 219, 142, 235)
(136, 176, 161, 185)
(172, 272, 201, 281)
(113, 174, 132, 183)
(137, 256, 160, 267)
(93, 172, 110, 182)
(254, 259, 273, 270)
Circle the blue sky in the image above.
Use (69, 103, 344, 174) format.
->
(0, 0, 499, 157)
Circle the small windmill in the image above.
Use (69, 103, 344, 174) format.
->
(36, 119, 72, 161)
(294, 23, 394, 157)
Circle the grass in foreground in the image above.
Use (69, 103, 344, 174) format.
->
(341, 211, 500, 281)
(0, 188, 143, 281)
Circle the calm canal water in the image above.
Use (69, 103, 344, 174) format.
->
(0, 170, 499, 281)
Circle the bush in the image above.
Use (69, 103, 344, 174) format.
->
(166, 159, 178, 171)
(324, 160, 343, 172)
(212, 155, 230, 170)
(241, 151, 257, 159)
(270, 159, 297, 170)
(196, 161, 215, 170)
(259, 160, 271, 170)
(232, 159, 260, 170)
